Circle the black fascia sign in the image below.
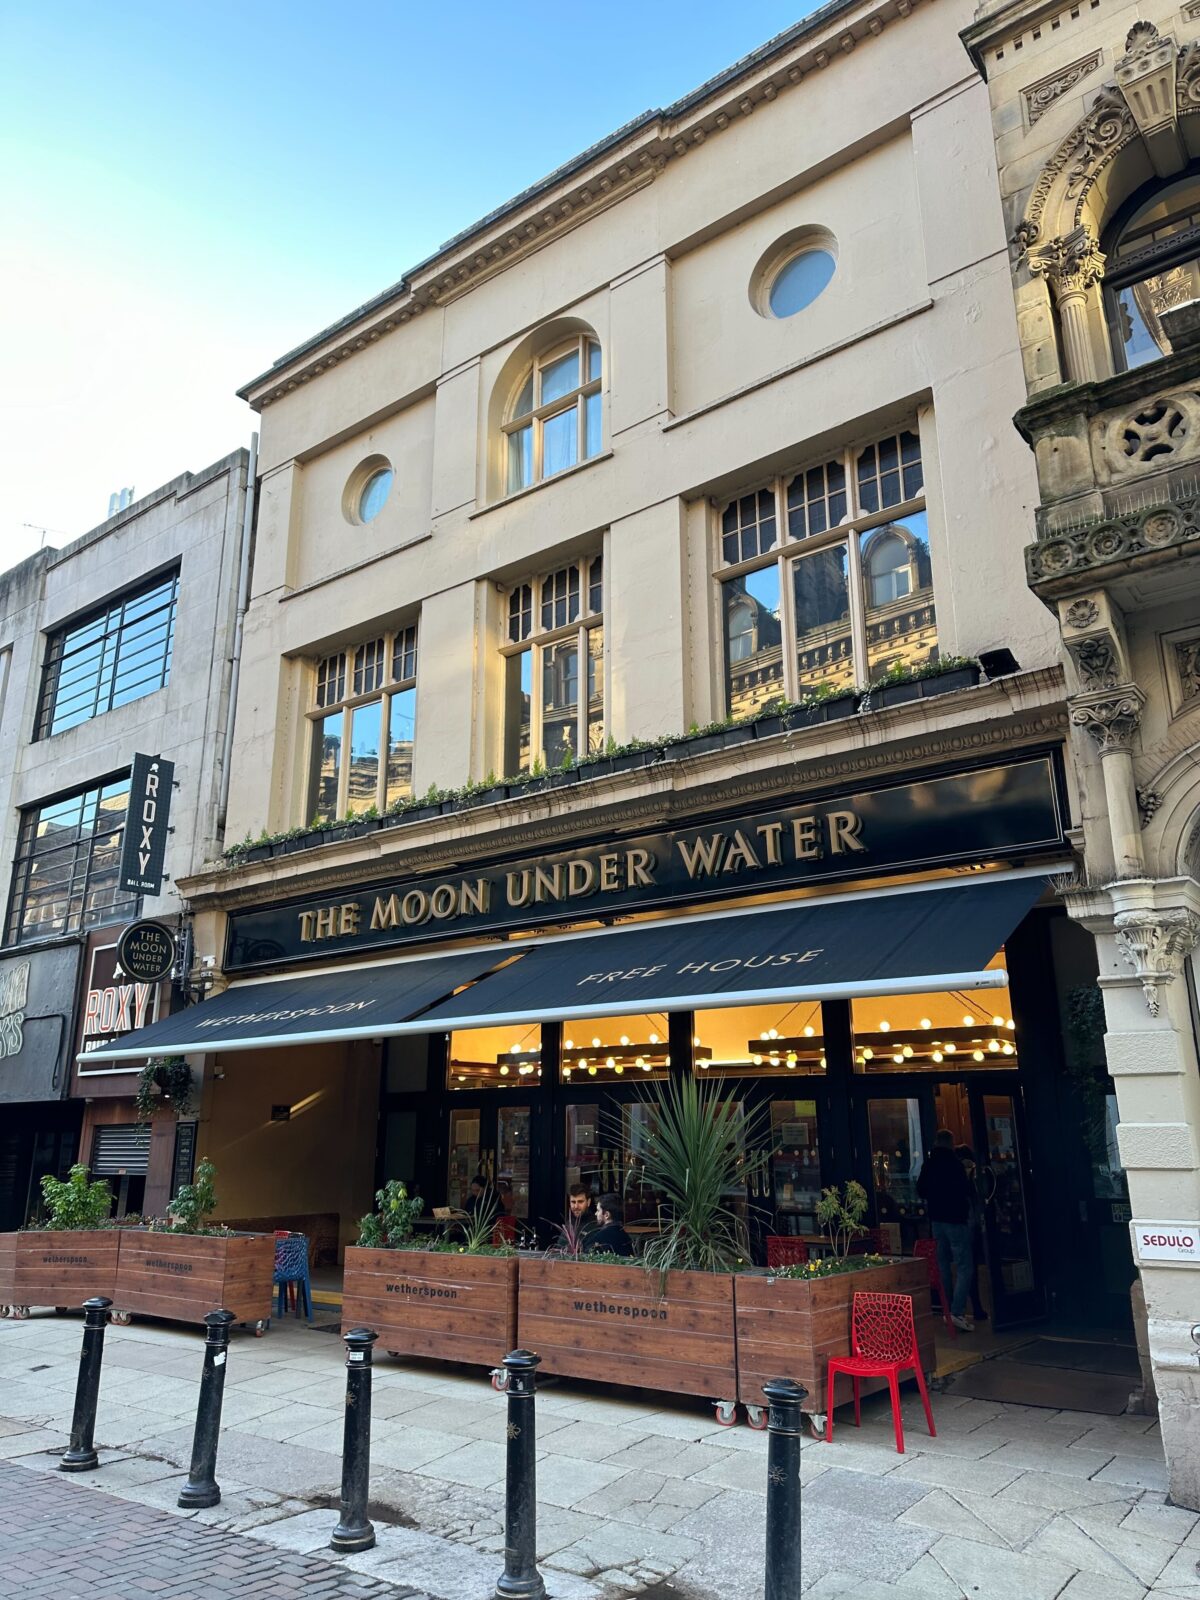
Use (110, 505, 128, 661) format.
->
(119, 753, 175, 896)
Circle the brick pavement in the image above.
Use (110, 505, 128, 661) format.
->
(0, 1460, 426, 1600)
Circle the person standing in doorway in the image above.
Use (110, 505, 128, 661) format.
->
(917, 1129, 975, 1331)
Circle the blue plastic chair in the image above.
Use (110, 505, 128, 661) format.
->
(273, 1232, 313, 1322)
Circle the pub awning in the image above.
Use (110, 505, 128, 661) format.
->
(77, 948, 517, 1061)
(80, 873, 1045, 1060)
(413, 872, 1044, 1029)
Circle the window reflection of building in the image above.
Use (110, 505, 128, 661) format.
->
(503, 555, 603, 773)
(1105, 170, 1200, 372)
(307, 625, 417, 822)
(720, 427, 935, 717)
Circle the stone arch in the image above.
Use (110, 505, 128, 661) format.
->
(485, 315, 601, 502)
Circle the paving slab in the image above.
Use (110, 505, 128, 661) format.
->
(898, 1484, 1052, 1550)
(927, 1531, 1076, 1599)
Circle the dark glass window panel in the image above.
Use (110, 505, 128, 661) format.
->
(858, 431, 922, 515)
(540, 566, 581, 632)
(587, 340, 602, 382)
(39, 572, 178, 738)
(864, 511, 938, 682)
(315, 653, 346, 708)
(508, 584, 533, 643)
(386, 688, 416, 805)
(391, 625, 418, 685)
(588, 555, 603, 615)
(310, 713, 343, 823)
(786, 460, 848, 541)
(353, 638, 385, 696)
(720, 488, 777, 566)
(792, 544, 854, 696)
(504, 651, 533, 774)
(6, 778, 136, 945)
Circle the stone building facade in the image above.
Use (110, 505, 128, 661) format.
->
(964, 0, 1200, 1507)
(0, 450, 252, 1224)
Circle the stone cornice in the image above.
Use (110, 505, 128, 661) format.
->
(239, 0, 925, 412)
(180, 671, 1067, 914)
(1026, 490, 1200, 593)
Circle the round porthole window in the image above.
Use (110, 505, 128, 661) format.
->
(768, 248, 836, 318)
(358, 466, 393, 522)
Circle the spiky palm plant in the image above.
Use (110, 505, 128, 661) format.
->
(635, 1073, 764, 1276)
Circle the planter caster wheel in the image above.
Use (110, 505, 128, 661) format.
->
(714, 1400, 738, 1427)
(54, 1306, 69, 1316)
(7, 1306, 31, 1321)
(0, 1305, 21, 1320)
(386, 1351, 400, 1359)
(490, 1368, 510, 1394)
(111, 1310, 132, 1327)
(254, 1320, 269, 1337)
(808, 1412, 828, 1441)
(745, 1405, 768, 1432)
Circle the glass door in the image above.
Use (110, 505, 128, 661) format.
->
(447, 1108, 482, 1213)
(496, 1104, 532, 1222)
(769, 1099, 822, 1238)
(861, 1094, 931, 1255)
(972, 1090, 1042, 1327)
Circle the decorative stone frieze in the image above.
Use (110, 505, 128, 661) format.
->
(1113, 905, 1200, 1016)
(1175, 638, 1200, 705)
(1023, 53, 1103, 126)
(1026, 490, 1200, 590)
(1058, 588, 1131, 691)
(1099, 389, 1200, 481)
(1069, 687, 1145, 754)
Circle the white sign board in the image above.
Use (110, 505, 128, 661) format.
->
(1133, 1221, 1200, 1264)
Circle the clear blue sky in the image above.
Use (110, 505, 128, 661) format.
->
(0, 1, 813, 565)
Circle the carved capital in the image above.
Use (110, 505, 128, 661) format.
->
(1114, 906, 1200, 1015)
(1069, 687, 1145, 753)
(1029, 226, 1106, 298)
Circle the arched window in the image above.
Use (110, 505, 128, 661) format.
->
(864, 530, 913, 607)
(504, 335, 602, 494)
(1105, 170, 1200, 372)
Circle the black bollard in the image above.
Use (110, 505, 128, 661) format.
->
(495, 1349, 545, 1600)
(763, 1378, 806, 1600)
(330, 1327, 377, 1553)
(178, 1309, 236, 1508)
(60, 1297, 113, 1472)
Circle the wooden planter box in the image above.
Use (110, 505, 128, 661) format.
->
(0, 1230, 120, 1317)
(113, 1230, 274, 1331)
(734, 1257, 935, 1430)
(518, 1258, 738, 1415)
(342, 1247, 517, 1367)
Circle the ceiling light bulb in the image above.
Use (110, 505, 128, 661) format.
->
(500, 1064, 510, 1076)
(962, 1015, 974, 1027)
(902, 1045, 913, 1058)
(991, 1016, 1004, 1028)
(804, 1025, 815, 1037)
(693, 1035, 701, 1045)
(592, 1038, 601, 1048)
(564, 1039, 575, 1050)
(988, 1040, 1000, 1053)
(620, 1035, 630, 1046)
(649, 1033, 659, 1044)
(664, 1054, 671, 1066)
(615, 1065, 624, 1075)
(1002, 1043, 1014, 1056)
(753, 1055, 763, 1066)
(635, 1056, 644, 1067)
(563, 1066, 572, 1077)
(819, 1054, 827, 1068)
(588, 1065, 597, 1076)
(944, 1043, 956, 1054)
(932, 1050, 943, 1063)
(1006, 1019, 1015, 1030)
(510, 1044, 521, 1054)
(862, 1048, 873, 1061)
(606, 1057, 616, 1068)
(880, 1021, 890, 1032)
(920, 1018, 932, 1029)
(972, 1050, 984, 1062)
(787, 1053, 797, 1065)
(769, 1028, 779, 1039)
(579, 1056, 588, 1067)
(641, 1062, 652, 1071)
(856, 1054, 866, 1066)
(892, 1052, 904, 1064)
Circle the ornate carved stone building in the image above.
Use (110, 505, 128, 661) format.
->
(965, 0, 1200, 1506)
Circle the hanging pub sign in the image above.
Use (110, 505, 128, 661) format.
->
(224, 754, 1067, 973)
(119, 753, 175, 896)
(116, 920, 177, 986)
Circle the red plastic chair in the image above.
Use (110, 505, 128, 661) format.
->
(913, 1238, 956, 1339)
(825, 1291, 936, 1454)
(493, 1215, 518, 1246)
(766, 1236, 809, 1268)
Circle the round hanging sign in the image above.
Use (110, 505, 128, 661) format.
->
(116, 920, 177, 986)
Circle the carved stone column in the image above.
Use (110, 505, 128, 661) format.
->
(1070, 686, 1147, 877)
(1113, 905, 1200, 1016)
(1029, 227, 1106, 384)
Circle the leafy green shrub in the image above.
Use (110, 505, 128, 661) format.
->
(356, 1180, 424, 1248)
(39, 1165, 113, 1231)
(815, 1180, 869, 1263)
(163, 1158, 219, 1234)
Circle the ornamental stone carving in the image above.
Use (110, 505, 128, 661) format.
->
(1068, 634, 1121, 688)
(1065, 598, 1099, 629)
(1113, 906, 1200, 1015)
(1026, 491, 1200, 589)
(1023, 53, 1102, 126)
(1137, 787, 1162, 827)
(1028, 226, 1106, 298)
(1070, 690, 1144, 753)
(1175, 638, 1200, 704)
(1098, 389, 1200, 482)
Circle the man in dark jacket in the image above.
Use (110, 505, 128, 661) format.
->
(586, 1194, 634, 1258)
(917, 1129, 975, 1331)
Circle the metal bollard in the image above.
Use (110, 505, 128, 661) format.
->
(178, 1309, 236, 1508)
(330, 1327, 377, 1553)
(763, 1378, 806, 1600)
(60, 1297, 113, 1472)
(495, 1349, 545, 1600)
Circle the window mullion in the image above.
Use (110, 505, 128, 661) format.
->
(847, 531, 869, 685)
(378, 691, 389, 811)
(779, 552, 798, 703)
(337, 708, 351, 817)
(576, 626, 588, 754)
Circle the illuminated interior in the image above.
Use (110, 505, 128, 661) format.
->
(693, 999, 826, 1076)
(559, 1014, 672, 1083)
(448, 1023, 543, 1089)
(850, 954, 1016, 1071)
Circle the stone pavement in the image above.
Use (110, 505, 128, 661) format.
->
(0, 1311, 1195, 1598)
(0, 1459, 421, 1599)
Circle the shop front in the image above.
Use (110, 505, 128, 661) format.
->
(0, 943, 84, 1231)
(85, 749, 1132, 1331)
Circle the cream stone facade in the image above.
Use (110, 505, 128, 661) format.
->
(965, 0, 1200, 1507)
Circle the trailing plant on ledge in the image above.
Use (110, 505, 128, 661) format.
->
(134, 1057, 194, 1124)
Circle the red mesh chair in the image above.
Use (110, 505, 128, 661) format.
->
(913, 1237, 956, 1339)
(825, 1290, 936, 1454)
(766, 1236, 808, 1268)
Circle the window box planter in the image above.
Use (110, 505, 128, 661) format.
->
(475, 785, 510, 806)
(867, 665, 981, 712)
(817, 693, 859, 721)
(404, 803, 444, 823)
(920, 664, 981, 696)
(517, 1257, 737, 1417)
(546, 769, 580, 790)
(240, 845, 273, 864)
(112, 1230, 274, 1333)
(0, 1230, 120, 1318)
(733, 1257, 934, 1435)
(342, 1247, 517, 1367)
(279, 835, 310, 855)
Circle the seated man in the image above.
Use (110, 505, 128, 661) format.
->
(567, 1183, 595, 1238)
(586, 1194, 634, 1258)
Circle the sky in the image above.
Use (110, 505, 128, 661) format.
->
(0, 1, 813, 568)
